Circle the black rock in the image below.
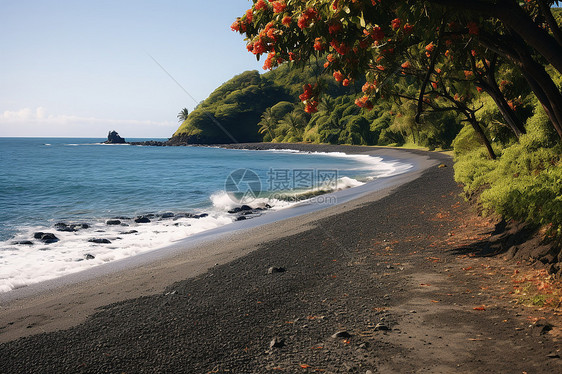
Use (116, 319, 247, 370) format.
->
(175, 212, 208, 219)
(228, 205, 254, 214)
(12, 240, 33, 245)
(268, 266, 286, 274)
(235, 216, 247, 221)
(85, 254, 96, 260)
(134, 216, 151, 223)
(54, 222, 89, 232)
(54, 223, 74, 232)
(104, 130, 126, 144)
(88, 238, 111, 244)
(374, 323, 390, 331)
(106, 220, 121, 225)
(160, 212, 175, 219)
(119, 230, 138, 235)
(33, 232, 59, 244)
(269, 337, 285, 349)
(332, 331, 352, 339)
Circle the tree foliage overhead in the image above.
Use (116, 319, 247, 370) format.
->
(226, 1, 562, 237)
(232, 0, 562, 142)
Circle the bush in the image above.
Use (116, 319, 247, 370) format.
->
(454, 100, 562, 234)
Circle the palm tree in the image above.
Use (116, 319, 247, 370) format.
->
(258, 108, 277, 140)
(278, 109, 307, 140)
(177, 108, 189, 123)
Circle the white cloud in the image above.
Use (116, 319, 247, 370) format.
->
(0, 107, 177, 138)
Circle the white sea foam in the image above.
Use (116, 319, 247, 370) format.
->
(0, 213, 234, 293)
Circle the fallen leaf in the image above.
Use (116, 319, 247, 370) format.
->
(463, 266, 473, 271)
(473, 306, 486, 311)
(431, 300, 440, 303)
(300, 364, 311, 369)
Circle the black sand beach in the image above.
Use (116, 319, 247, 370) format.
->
(1, 145, 560, 373)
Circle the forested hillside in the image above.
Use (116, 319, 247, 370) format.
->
(171, 61, 463, 149)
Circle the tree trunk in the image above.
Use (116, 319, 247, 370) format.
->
(480, 79, 526, 137)
(497, 0, 562, 75)
(468, 113, 497, 160)
(511, 41, 562, 139)
(430, 0, 562, 75)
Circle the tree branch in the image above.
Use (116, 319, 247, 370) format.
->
(537, 0, 562, 46)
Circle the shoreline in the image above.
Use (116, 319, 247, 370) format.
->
(0, 142, 415, 295)
(1, 143, 560, 373)
(0, 144, 435, 340)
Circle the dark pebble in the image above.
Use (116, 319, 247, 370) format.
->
(134, 217, 151, 223)
(119, 230, 138, 235)
(269, 337, 285, 349)
(374, 323, 390, 331)
(268, 266, 286, 274)
(106, 220, 121, 225)
(88, 238, 112, 244)
(332, 331, 352, 339)
(12, 240, 33, 245)
(33, 232, 59, 244)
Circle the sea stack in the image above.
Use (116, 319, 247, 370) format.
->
(105, 131, 126, 144)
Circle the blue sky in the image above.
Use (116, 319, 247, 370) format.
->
(0, 0, 262, 138)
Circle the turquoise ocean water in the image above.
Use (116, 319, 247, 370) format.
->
(0, 138, 411, 292)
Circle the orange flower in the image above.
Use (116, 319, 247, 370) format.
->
(403, 23, 414, 34)
(271, 1, 287, 14)
(255, 0, 267, 11)
(333, 70, 344, 82)
(467, 22, 479, 35)
(314, 37, 324, 51)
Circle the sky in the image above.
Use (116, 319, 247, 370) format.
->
(0, 0, 263, 138)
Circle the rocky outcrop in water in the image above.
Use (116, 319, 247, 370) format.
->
(104, 131, 126, 144)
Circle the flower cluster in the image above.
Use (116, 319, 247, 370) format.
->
(272, 1, 287, 13)
(298, 8, 318, 29)
(355, 95, 374, 110)
(299, 84, 319, 113)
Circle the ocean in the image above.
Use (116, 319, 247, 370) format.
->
(0, 138, 412, 292)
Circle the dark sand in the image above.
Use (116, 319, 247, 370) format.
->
(0, 144, 560, 373)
